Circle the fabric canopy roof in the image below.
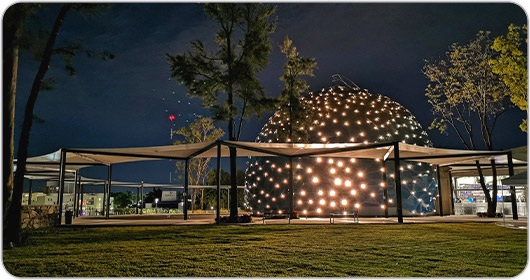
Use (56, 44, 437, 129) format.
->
(501, 171, 528, 186)
(18, 141, 526, 172)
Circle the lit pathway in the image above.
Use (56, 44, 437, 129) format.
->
(68, 214, 527, 229)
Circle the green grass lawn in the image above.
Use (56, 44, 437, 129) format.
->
(2, 223, 527, 277)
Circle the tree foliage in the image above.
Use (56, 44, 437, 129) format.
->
(423, 31, 510, 151)
(113, 191, 135, 209)
(143, 188, 162, 204)
(166, 3, 276, 138)
(423, 31, 511, 217)
(3, 3, 41, 236)
(205, 169, 246, 208)
(276, 36, 317, 143)
(173, 117, 224, 211)
(490, 24, 528, 131)
(167, 3, 276, 218)
(6, 3, 113, 247)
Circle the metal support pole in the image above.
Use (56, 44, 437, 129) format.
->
(393, 142, 403, 224)
(102, 182, 107, 216)
(106, 164, 112, 219)
(58, 149, 67, 224)
(136, 186, 139, 214)
(140, 181, 144, 215)
(75, 174, 81, 217)
(216, 141, 221, 224)
(288, 157, 294, 224)
(436, 165, 443, 216)
(73, 171, 78, 218)
(79, 182, 84, 217)
(184, 159, 189, 220)
(507, 152, 518, 220)
(28, 180, 33, 206)
(449, 171, 455, 215)
(382, 160, 388, 218)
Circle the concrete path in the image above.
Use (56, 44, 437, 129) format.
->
(68, 214, 527, 229)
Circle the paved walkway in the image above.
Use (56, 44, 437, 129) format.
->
(68, 214, 527, 229)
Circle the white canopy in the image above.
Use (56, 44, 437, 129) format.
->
(18, 141, 525, 172)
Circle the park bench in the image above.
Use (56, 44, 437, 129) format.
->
(330, 212, 359, 224)
(262, 211, 289, 224)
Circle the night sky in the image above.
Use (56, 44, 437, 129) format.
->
(13, 3, 527, 189)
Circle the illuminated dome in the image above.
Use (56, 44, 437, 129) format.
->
(245, 85, 438, 217)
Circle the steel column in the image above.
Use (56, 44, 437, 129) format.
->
(436, 165, 443, 216)
(288, 157, 294, 223)
(382, 160, 388, 218)
(106, 164, 112, 219)
(216, 141, 221, 224)
(184, 159, 189, 220)
(28, 180, 33, 206)
(79, 180, 85, 216)
(449, 171, 455, 215)
(136, 186, 139, 214)
(75, 174, 81, 217)
(393, 142, 403, 223)
(507, 152, 518, 220)
(102, 182, 107, 216)
(140, 181, 144, 215)
(73, 171, 78, 218)
(58, 149, 67, 224)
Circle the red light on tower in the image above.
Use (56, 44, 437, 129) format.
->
(169, 114, 175, 121)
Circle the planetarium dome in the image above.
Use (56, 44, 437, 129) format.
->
(245, 85, 439, 217)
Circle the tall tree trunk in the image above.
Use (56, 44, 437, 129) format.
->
(226, 32, 238, 220)
(3, 8, 22, 232)
(475, 160, 494, 216)
(6, 5, 70, 246)
(490, 159, 498, 217)
(200, 189, 204, 210)
(192, 189, 196, 213)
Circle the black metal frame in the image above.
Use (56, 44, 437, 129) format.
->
(47, 140, 522, 225)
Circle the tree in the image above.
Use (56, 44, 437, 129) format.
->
(167, 3, 276, 219)
(490, 24, 528, 131)
(143, 188, 162, 204)
(277, 36, 317, 143)
(173, 116, 224, 212)
(113, 191, 135, 209)
(3, 3, 41, 236)
(423, 31, 510, 217)
(206, 168, 246, 209)
(5, 4, 113, 246)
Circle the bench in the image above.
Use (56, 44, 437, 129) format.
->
(330, 212, 359, 224)
(262, 211, 290, 224)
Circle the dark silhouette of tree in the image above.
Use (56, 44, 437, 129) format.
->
(143, 188, 162, 204)
(167, 3, 276, 219)
(3, 3, 39, 239)
(277, 36, 317, 143)
(112, 191, 135, 209)
(6, 4, 113, 247)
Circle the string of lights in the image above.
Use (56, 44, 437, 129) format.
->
(245, 85, 439, 216)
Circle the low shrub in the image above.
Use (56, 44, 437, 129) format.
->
(216, 214, 252, 223)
